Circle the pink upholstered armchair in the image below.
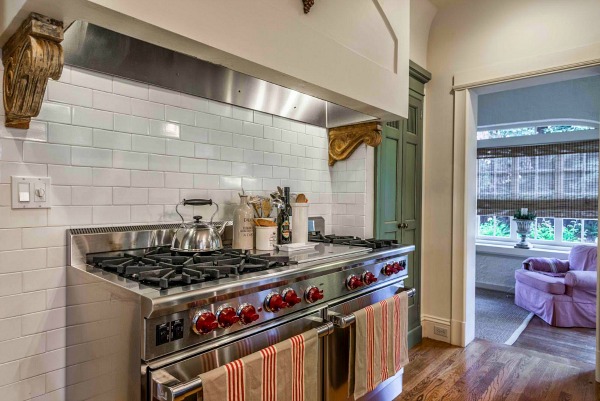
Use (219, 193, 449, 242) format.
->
(514, 245, 597, 328)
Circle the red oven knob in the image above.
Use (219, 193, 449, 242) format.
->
(393, 262, 401, 274)
(237, 304, 260, 325)
(382, 264, 395, 276)
(346, 275, 364, 290)
(305, 286, 324, 303)
(216, 305, 240, 328)
(265, 293, 288, 312)
(282, 288, 302, 307)
(192, 310, 219, 335)
(362, 271, 378, 285)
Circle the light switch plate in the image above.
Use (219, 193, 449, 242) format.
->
(11, 176, 52, 209)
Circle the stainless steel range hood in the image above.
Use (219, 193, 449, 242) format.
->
(62, 21, 377, 128)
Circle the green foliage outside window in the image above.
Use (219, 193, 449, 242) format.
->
(479, 216, 510, 237)
(534, 218, 555, 241)
(563, 219, 582, 242)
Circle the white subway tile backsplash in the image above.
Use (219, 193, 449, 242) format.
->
(48, 206, 92, 226)
(114, 114, 149, 135)
(253, 111, 273, 126)
(92, 168, 130, 187)
(113, 150, 148, 170)
(0, 53, 367, 399)
(263, 152, 282, 166)
(263, 126, 281, 141)
(92, 91, 131, 114)
(244, 150, 263, 164)
(195, 112, 220, 130)
(148, 188, 180, 204)
(233, 134, 254, 150)
(131, 205, 164, 223)
(180, 157, 207, 174)
(0, 291, 46, 319)
(92, 129, 131, 151)
(208, 130, 232, 146)
(0, 207, 47, 229)
(131, 170, 164, 188)
(232, 106, 253, 122)
(47, 81, 92, 107)
(149, 154, 179, 172)
(48, 124, 92, 147)
(92, 206, 130, 224)
(232, 162, 253, 177)
(35, 103, 71, 124)
(207, 160, 231, 175)
(71, 68, 112, 92)
(220, 147, 243, 162)
(180, 94, 208, 112)
(254, 138, 274, 152)
(166, 139, 194, 157)
(132, 134, 166, 154)
(208, 101, 232, 117)
(149, 120, 180, 139)
(0, 139, 22, 162)
(71, 147, 112, 168)
(48, 165, 91, 186)
(281, 130, 298, 144)
(150, 86, 181, 106)
(165, 106, 195, 126)
(220, 117, 243, 134)
(131, 99, 165, 120)
(113, 77, 149, 100)
(0, 373, 45, 400)
(72, 107, 113, 130)
(23, 142, 70, 165)
(180, 125, 208, 143)
(51, 186, 71, 206)
(243, 122, 263, 138)
(164, 172, 193, 189)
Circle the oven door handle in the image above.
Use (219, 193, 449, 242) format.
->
(328, 287, 416, 329)
(151, 322, 334, 401)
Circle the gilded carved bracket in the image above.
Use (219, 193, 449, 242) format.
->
(302, 0, 315, 13)
(328, 121, 382, 166)
(3, 13, 64, 129)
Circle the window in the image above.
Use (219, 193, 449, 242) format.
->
(477, 125, 598, 247)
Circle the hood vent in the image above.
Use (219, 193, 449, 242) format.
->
(62, 21, 376, 128)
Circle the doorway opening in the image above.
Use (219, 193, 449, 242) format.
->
(470, 69, 599, 365)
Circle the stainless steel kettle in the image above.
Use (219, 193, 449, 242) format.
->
(171, 199, 229, 253)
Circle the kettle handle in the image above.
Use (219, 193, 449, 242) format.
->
(183, 199, 213, 206)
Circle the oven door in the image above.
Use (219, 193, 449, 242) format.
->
(147, 308, 331, 401)
(324, 283, 413, 401)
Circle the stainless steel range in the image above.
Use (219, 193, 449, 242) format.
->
(67, 224, 415, 401)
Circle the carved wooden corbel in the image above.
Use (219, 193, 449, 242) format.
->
(3, 13, 64, 129)
(328, 121, 382, 166)
(302, 0, 315, 13)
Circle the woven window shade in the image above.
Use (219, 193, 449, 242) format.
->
(477, 140, 598, 218)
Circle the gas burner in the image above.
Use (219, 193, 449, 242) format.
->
(308, 233, 398, 249)
(92, 247, 294, 290)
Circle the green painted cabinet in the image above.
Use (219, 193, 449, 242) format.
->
(375, 62, 429, 348)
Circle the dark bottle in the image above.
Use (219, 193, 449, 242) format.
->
(278, 187, 293, 244)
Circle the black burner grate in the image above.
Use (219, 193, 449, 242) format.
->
(92, 246, 293, 290)
(308, 234, 398, 249)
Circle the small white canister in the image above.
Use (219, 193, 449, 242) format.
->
(291, 203, 309, 244)
(255, 226, 277, 250)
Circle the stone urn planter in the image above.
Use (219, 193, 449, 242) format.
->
(514, 219, 534, 249)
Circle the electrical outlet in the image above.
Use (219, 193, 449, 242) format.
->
(433, 326, 448, 338)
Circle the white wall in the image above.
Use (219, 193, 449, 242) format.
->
(0, 0, 410, 121)
(422, 0, 600, 340)
(0, 55, 369, 398)
(409, 0, 437, 69)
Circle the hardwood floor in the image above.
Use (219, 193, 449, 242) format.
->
(512, 316, 596, 365)
(394, 338, 600, 401)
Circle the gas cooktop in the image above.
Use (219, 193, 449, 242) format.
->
(308, 233, 399, 249)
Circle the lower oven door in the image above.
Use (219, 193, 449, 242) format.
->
(147, 308, 331, 401)
(324, 283, 412, 401)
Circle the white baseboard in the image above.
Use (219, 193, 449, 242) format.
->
(422, 314, 451, 343)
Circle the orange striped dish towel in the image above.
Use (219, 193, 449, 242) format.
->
(351, 291, 409, 399)
(200, 329, 318, 401)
